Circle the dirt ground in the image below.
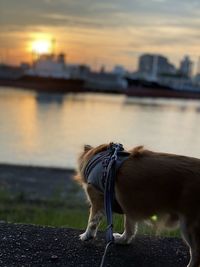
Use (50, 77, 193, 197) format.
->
(0, 222, 189, 267)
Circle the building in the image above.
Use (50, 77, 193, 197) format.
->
(138, 54, 176, 81)
(26, 53, 91, 79)
(84, 72, 128, 91)
(193, 74, 200, 86)
(27, 53, 70, 78)
(112, 65, 126, 76)
(66, 64, 90, 79)
(179, 56, 193, 77)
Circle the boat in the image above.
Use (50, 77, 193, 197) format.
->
(0, 75, 86, 94)
(125, 79, 200, 100)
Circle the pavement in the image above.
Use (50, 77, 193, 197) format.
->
(0, 223, 189, 267)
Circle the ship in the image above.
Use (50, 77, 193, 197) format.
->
(125, 78, 200, 100)
(0, 53, 127, 94)
(0, 75, 86, 94)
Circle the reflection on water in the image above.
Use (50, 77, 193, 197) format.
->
(1, 87, 200, 168)
(36, 93, 64, 104)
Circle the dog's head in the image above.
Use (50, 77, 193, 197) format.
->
(74, 143, 110, 184)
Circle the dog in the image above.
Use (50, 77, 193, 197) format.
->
(75, 143, 200, 267)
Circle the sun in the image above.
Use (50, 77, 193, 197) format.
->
(31, 39, 52, 55)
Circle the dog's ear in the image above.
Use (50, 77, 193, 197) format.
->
(131, 145, 144, 157)
(84, 145, 93, 152)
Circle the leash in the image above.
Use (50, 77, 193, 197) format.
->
(100, 143, 124, 267)
(99, 241, 113, 267)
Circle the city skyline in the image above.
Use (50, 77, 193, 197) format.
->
(1, 0, 200, 71)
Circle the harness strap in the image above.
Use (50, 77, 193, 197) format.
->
(84, 142, 129, 243)
(100, 143, 125, 267)
(84, 152, 110, 181)
(104, 143, 124, 243)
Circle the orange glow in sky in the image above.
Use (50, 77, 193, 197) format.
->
(1, 0, 200, 71)
(31, 39, 52, 55)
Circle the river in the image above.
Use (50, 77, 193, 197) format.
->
(1, 87, 200, 168)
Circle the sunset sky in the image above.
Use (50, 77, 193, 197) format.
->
(1, 0, 200, 71)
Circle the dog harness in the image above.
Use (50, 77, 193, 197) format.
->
(84, 143, 130, 214)
(84, 143, 130, 267)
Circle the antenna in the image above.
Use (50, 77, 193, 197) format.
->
(51, 38, 56, 55)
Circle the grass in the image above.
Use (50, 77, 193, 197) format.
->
(0, 189, 180, 237)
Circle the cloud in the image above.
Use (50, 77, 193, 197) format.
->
(1, 0, 200, 68)
(1, 0, 200, 31)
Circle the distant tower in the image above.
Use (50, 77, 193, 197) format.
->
(51, 39, 56, 55)
(179, 55, 193, 77)
(32, 50, 39, 65)
(57, 53, 66, 66)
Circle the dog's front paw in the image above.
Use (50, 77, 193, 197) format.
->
(113, 233, 132, 245)
(79, 232, 94, 241)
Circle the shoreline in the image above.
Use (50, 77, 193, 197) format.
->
(0, 163, 79, 201)
(0, 162, 74, 172)
(1, 78, 200, 100)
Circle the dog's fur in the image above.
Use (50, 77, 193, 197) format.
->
(75, 144, 200, 267)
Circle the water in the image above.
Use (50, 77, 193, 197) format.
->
(1, 87, 200, 168)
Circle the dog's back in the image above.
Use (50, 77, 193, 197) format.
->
(115, 148, 200, 219)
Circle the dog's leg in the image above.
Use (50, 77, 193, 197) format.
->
(80, 184, 104, 241)
(113, 215, 137, 245)
(180, 216, 200, 267)
(80, 208, 104, 241)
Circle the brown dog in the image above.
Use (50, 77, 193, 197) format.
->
(75, 144, 200, 267)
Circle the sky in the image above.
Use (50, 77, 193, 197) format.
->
(0, 0, 200, 71)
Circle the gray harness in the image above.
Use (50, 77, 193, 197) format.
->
(84, 147, 130, 214)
